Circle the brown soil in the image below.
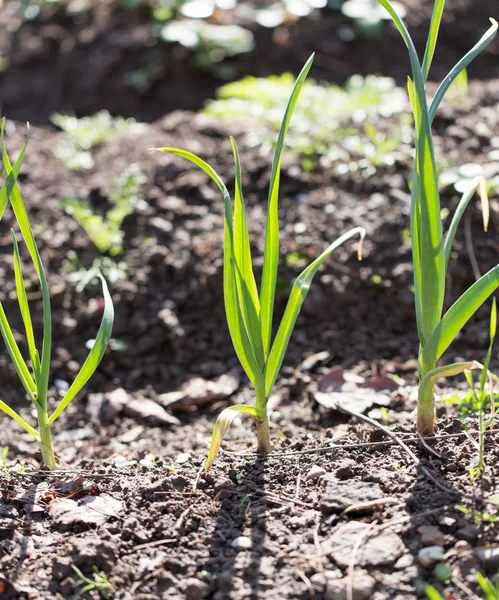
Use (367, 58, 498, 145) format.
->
(1, 1, 499, 599)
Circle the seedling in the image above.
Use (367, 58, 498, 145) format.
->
(72, 565, 112, 600)
(462, 299, 496, 477)
(203, 72, 408, 173)
(51, 111, 146, 171)
(0, 121, 114, 469)
(157, 55, 364, 469)
(376, 0, 499, 434)
(61, 165, 146, 256)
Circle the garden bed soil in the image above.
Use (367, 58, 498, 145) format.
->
(0, 75, 498, 597)
(1, 0, 499, 598)
(1, 0, 499, 123)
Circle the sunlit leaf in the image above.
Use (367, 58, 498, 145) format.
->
(205, 404, 257, 470)
(48, 274, 114, 425)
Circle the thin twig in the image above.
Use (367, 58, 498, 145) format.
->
(220, 429, 499, 459)
(417, 433, 443, 458)
(131, 538, 177, 552)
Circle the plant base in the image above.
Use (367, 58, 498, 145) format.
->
(417, 402, 436, 436)
(256, 418, 271, 453)
(39, 420, 57, 470)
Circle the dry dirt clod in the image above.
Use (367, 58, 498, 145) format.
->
(307, 465, 327, 481)
(417, 525, 445, 547)
(325, 569, 375, 600)
(320, 474, 384, 513)
(322, 521, 404, 568)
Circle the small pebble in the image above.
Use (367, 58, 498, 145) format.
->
(418, 546, 445, 568)
(438, 516, 456, 527)
(183, 577, 209, 600)
(307, 465, 327, 481)
(476, 545, 499, 570)
(456, 525, 479, 543)
(417, 525, 445, 547)
(231, 536, 252, 550)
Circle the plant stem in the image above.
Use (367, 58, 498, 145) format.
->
(256, 417, 271, 452)
(255, 385, 271, 452)
(37, 411, 57, 470)
(417, 380, 436, 435)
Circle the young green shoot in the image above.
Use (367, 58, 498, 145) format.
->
(376, 0, 499, 434)
(72, 565, 112, 600)
(462, 298, 496, 478)
(156, 55, 365, 469)
(0, 121, 114, 469)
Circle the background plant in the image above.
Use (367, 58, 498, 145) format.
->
(0, 121, 114, 469)
(158, 55, 364, 469)
(376, 0, 498, 435)
(203, 72, 409, 175)
(61, 164, 146, 256)
(51, 111, 146, 171)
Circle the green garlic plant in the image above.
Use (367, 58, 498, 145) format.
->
(0, 121, 114, 469)
(158, 55, 365, 469)
(376, 0, 498, 434)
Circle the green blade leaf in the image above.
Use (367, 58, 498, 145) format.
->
(421, 265, 499, 368)
(1, 128, 53, 411)
(0, 399, 39, 440)
(260, 54, 314, 361)
(48, 274, 114, 425)
(205, 404, 257, 470)
(0, 303, 37, 399)
(265, 227, 365, 397)
(0, 119, 30, 221)
(429, 19, 498, 124)
(11, 230, 40, 380)
(480, 297, 496, 393)
(421, 0, 446, 81)
(155, 147, 263, 387)
(230, 137, 264, 368)
(444, 177, 481, 269)
(377, 0, 445, 344)
(419, 360, 480, 402)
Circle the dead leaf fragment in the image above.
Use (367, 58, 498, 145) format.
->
(316, 366, 402, 414)
(48, 494, 123, 525)
(159, 370, 240, 410)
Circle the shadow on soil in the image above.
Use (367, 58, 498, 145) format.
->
(203, 455, 268, 600)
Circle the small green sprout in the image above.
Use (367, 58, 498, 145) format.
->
(72, 565, 112, 600)
(376, 0, 499, 434)
(61, 165, 146, 256)
(462, 299, 496, 477)
(157, 55, 365, 469)
(0, 121, 114, 469)
(477, 572, 499, 600)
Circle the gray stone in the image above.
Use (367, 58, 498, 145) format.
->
(418, 546, 445, 568)
(321, 475, 384, 513)
(456, 525, 479, 543)
(417, 525, 445, 547)
(476, 545, 499, 570)
(183, 578, 210, 600)
(231, 536, 252, 550)
(307, 465, 327, 481)
(325, 570, 376, 600)
(322, 521, 404, 568)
